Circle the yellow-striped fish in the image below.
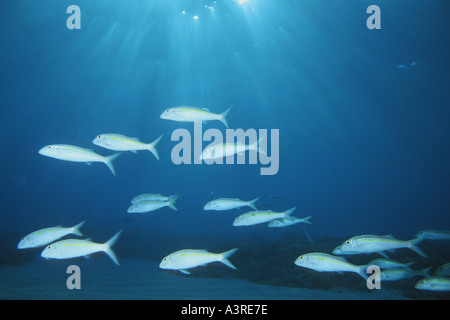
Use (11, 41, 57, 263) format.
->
(38, 144, 120, 176)
(93, 134, 163, 160)
(268, 216, 311, 228)
(203, 197, 259, 211)
(380, 267, 431, 281)
(233, 207, 297, 226)
(159, 248, 238, 275)
(199, 137, 265, 161)
(294, 252, 368, 279)
(127, 195, 179, 213)
(40, 230, 122, 265)
(415, 277, 450, 291)
(339, 235, 427, 258)
(17, 221, 85, 249)
(160, 106, 232, 128)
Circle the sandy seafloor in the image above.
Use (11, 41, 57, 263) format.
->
(0, 258, 410, 300)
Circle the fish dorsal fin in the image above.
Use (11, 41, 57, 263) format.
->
(202, 108, 210, 112)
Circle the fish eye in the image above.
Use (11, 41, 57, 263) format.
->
(98, 135, 101, 138)
(346, 241, 350, 245)
(300, 256, 304, 260)
(166, 109, 169, 112)
(47, 245, 52, 249)
(163, 258, 167, 261)
(48, 146, 51, 149)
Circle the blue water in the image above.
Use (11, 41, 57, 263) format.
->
(1, 0, 449, 300)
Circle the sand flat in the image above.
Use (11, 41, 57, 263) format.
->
(0, 258, 408, 300)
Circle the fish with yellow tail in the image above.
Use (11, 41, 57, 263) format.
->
(41, 230, 122, 265)
(160, 105, 232, 128)
(17, 221, 85, 249)
(38, 144, 120, 176)
(159, 248, 238, 275)
(294, 252, 368, 280)
(380, 267, 432, 281)
(199, 137, 266, 161)
(93, 134, 163, 160)
(338, 234, 427, 258)
(233, 207, 297, 226)
(268, 216, 312, 228)
(203, 197, 260, 211)
(127, 195, 179, 213)
(415, 277, 450, 292)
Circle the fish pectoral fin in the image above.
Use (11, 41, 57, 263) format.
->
(85, 162, 92, 166)
(180, 269, 191, 275)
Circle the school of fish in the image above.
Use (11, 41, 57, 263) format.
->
(24, 105, 450, 293)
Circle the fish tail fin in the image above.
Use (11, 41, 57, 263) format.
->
(283, 207, 297, 219)
(103, 230, 122, 266)
(219, 248, 239, 270)
(105, 153, 121, 176)
(409, 238, 427, 258)
(302, 216, 312, 224)
(168, 194, 179, 211)
(220, 105, 233, 129)
(248, 197, 260, 210)
(422, 266, 432, 278)
(147, 134, 163, 160)
(72, 220, 86, 236)
(405, 262, 415, 270)
(358, 266, 369, 280)
(256, 136, 266, 155)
